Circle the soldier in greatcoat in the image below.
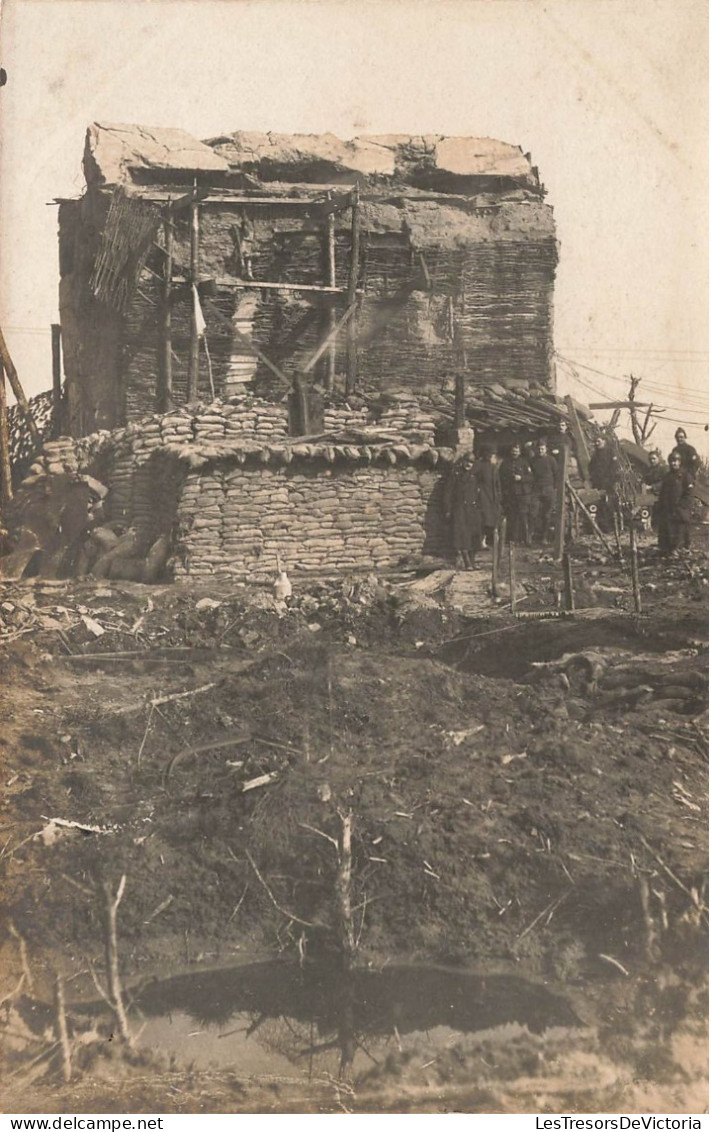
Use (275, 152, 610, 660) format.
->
(443, 452, 481, 569)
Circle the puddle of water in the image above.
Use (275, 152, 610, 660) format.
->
(125, 960, 579, 1078)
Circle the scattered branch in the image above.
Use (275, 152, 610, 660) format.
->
(639, 835, 708, 921)
(243, 848, 326, 930)
(8, 921, 34, 991)
(599, 953, 629, 977)
(298, 822, 339, 851)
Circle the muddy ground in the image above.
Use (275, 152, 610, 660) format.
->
(0, 537, 708, 1114)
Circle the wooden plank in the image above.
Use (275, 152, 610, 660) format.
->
(0, 326, 40, 444)
(564, 394, 590, 485)
(51, 324, 62, 438)
(187, 193, 200, 401)
(345, 186, 360, 396)
(0, 360, 12, 505)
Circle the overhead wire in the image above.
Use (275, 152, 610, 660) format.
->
(555, 351, 709, 412)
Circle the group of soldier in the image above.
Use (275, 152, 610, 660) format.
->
(642, 428, 700, 555)
(444, 422, 701, 569)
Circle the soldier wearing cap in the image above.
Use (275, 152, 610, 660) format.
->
(670, 429, 700, 480)
(443, 451, 481, 570)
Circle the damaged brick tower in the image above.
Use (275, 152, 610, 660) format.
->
(57, 124, 557, 435)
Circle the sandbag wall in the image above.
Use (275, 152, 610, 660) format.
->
(172, 453, 450, 581)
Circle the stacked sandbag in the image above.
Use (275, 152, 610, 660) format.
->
(173, 447, 452, 581)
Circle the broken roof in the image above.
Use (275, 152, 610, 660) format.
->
(84, 123, 542, 192)
(84, 122, 230, 188)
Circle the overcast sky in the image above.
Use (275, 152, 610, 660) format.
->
(0, 0, 707, 454)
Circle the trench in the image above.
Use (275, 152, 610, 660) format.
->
(435, 614, 708, 681)
(80, 959, 581, 1080)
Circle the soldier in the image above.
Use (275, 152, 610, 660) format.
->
(589, 435, 621, 532)
(500, 440, 533, 545)
(549, 419, 573, 471)
(443, 451, 481, 570)
(476, 445, 503, 549)
(643, 450, 667, 490)
(530, 439, 558, 544)
(657, 451, 695, 554)
(670, 428, 700, 480)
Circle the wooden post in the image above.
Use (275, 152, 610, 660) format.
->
(563, 552, 575, 612)
(0, 326, 40, 444)
(630, 523, 642, 614)
(51, 324, 62, 438)
(187, 190, 200, 402)
(498, 514, 507, 564)
(454, 368, 466, 428)
(553, 444, 569, 561)
(325, 195, 337, 390)
(491, 526, 499, 599)
(564, 396, 590, 485)
(0, 360, 12, 505)
(157, 203, 173, 412)
(612, 508, 623, 559)
(508, 541, 517, 613)
(54, 973, 72, 1083)
(102, 877, 132, 1046)
(336, 811, 355, 970)
(345, 186, 360, 397)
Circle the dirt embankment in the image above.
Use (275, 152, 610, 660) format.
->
(0, 549, 707, 1113)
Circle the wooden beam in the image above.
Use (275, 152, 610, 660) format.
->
(230, 325, 292, 388)
(187, 192, 200, 401)
(345, 186, 361, 396)
(213, 277, 348, 295)
(325, 196, 337, 390)
(51, 324, 62, 438)
(0, 326, 40, 444)
(302, 301, 358, 374)
(137, 192, 348, 209)
(564, 394, 590, 485)
(0, 360, 13, 505)
(157, 205, 174, 412)
(588, 401, 653, 410)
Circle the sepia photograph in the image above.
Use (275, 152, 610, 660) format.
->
(0, 0, 707, 1117)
